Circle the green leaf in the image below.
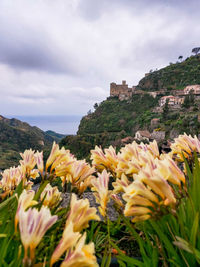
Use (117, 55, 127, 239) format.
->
(34, 180, 49, 201)
(104, 253, 111, 267)
(150, 220, 181, 263)
(190, 212, 199, 247)
(110, 240, 143, 267)
(0, 195, 16, 212)
(0, 234, 7, 238)
(101, 247, 108, 267)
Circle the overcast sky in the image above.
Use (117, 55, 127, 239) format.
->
(1, 0, 200, 117)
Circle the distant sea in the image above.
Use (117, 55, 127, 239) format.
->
(6, 115, 82, 135)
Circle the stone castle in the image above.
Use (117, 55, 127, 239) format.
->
(110, 80, 136, 101)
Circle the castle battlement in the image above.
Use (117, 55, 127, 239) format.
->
(110, 80, 136, 100)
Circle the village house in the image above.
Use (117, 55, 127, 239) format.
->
(148, 90, 166, 98)
(135, 130, 151, 141)
(184, 85, 200, 95)
(159, 95, 183, 107)
(110, 80, 136, 101)
(151, 130, 166, 142)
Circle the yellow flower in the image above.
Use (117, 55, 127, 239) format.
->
(170, 133, 200, 161)
(46, 142, 60, 169)
(52, 149, 74, 173)
(46, 142, 74, 172)
(116, 141, 158, 178)
(124, 206, 152, 217)
(20, 149, 37, 173)
(112, 174, 130, 194)
(123, 180, 159, 204)
(15, 189, 37, 231)
(78, 176, 93, 195)
(50, 222, 81, 267)
(147, 140, 160, 158)
(19, 206, 57, 262)
(123, 195, 155, 208)
(0, 165, 25, 193)
(60, 233, 98, 267)
(131, 214, 151, 223)
(34, 151, 44, 174)
(40, 184, 62, 208)
(65, 194, 100, 232)
(135, 165, 176, 205)
(157, 155, 185, 186)
(64, 160, 95, 192)
(91, 170, 111, 217)
(91, 145, 118, 173)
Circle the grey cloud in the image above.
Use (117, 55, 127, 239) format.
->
(78, 0, 200, 20)
(0, 23, 78, 75)
(0, 0, 200, 120)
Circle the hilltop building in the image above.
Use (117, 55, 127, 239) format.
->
(135, 130, 151, 141)
(184, 85, 200, 95)
(159, 95, 184, 107)
(110, 81, 136, 101)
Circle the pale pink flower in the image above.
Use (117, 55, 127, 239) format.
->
(91, 170, 111, 217)
(19, 206, 57, 262)
(60, 233, 98, 267)
(66, 194, 100, 232)
(15, 189, 37, 231)
(50, 222, 81, 266)
(40, 184, 62, 208)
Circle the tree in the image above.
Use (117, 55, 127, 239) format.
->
(192, 47, 200, 55)
(162, 99, 169, 119)
(189, 90, 194, 105)
(182, 91, 194, 108)
(182, 95, 190, 108)
(93, 103, 98, 110)
(178, 55, 183, 61)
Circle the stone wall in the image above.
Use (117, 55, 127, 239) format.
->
(110, 81, 135, 100)
(150, 130, 165, 142)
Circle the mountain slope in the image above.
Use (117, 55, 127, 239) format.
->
(138, 55, 200, 91)
(0, 115, 55, 169)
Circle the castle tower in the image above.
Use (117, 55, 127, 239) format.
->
(110, 82, 117, 97)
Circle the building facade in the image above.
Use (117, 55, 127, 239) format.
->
(110, 81, 136, 100)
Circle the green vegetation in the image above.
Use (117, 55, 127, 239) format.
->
(78, 95, 157, 135)
(61, 94, 158, 159)
(138, 55, 200, 91)
(0, 116, 57, 169)
(1, 135, 200, 266)
(45, 130, 65, 142)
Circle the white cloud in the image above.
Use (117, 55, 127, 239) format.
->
(0, 0, 199, 117)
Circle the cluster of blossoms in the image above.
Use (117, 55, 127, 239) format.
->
(15, 189, 99, 266)
(1, 133, 199, 265)
(91, 140, 186, 222)
(170, 133, 200, 162)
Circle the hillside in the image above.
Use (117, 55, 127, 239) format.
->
(61, 94, 159, 158)
(45, 130, 65, 142)
(138, 55, 200, 91)
(0, 115, 56, 169)
(61, 55, 200, 159)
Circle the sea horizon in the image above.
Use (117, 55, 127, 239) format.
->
(5, 115, 83, 135)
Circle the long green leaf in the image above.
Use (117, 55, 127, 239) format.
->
(190, 212, 199, 247)
(110, 240, 143, 267)
(150, 220, 181, 263)
(34, 180, 49, 201)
